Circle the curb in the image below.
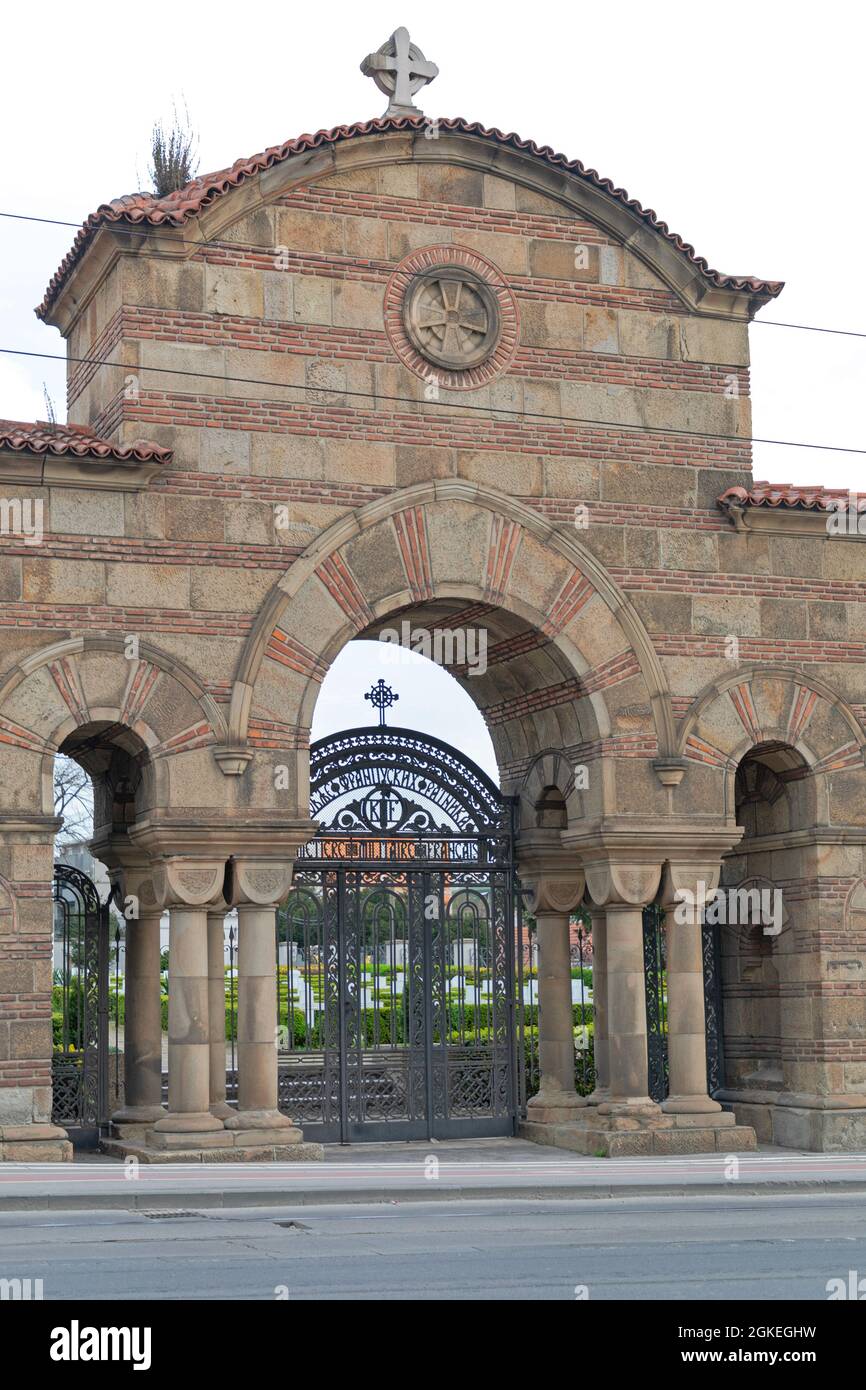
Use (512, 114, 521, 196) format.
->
(3, 1179, 866, 1211)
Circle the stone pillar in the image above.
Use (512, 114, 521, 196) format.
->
(660, 863, 722, 1115)
(207, 907, 233, 1120)
(150, 858, 228, 1150)
(111, 871, 165, 1127)
(518, 851, 586, 1123)
(224, 858, 301, 1145)
(584, 857, 663, 1113)
(585, 908, 609, 1105)
(0, 821, 71, 1162)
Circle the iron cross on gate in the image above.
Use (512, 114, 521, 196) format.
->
(361, 27, 439, 117)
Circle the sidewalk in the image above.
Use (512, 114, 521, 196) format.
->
(2, 1138, 866, 1210)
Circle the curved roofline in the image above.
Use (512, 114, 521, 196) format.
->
(36, 114, 784, 320)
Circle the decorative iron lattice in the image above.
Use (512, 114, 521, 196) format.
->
(702, 919, 725, 1096)
(307, 726, 505, 835)
(642, 905, 669, 1104)
(275, 725, 519, 1141)
(642, 906, 726, 1104)
(52, 864, 110, 1131)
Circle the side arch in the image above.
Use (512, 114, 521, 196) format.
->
(677, 666, 866, 821)
(0, 634, 228, 818)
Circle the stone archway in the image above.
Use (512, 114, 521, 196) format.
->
(678, 670, 866, 1148)
(232, 480, 674, 827)
(0, 634, 232, 1160)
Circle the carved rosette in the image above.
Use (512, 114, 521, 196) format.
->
(384, 245, 519, 390)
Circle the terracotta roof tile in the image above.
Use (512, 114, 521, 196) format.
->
(0, 419, 172, 463)
(36, 115, 784, 320)
(719, 482, 858, 513)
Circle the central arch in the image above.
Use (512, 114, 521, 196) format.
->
(233, 481, 674, 822)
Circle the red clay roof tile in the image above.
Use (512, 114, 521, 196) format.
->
(719, 483, 858, 512)
(36, 115, 784, 320)
(0, 419, 172, 463)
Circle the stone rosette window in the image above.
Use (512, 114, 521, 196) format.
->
(384, 245, 519, 390)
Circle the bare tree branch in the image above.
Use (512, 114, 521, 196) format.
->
(54, 755, 93, 842)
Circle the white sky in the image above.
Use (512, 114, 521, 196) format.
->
(3, 1, 863, 776)
(311, 641, 498, 777)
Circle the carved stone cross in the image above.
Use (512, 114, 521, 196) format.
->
(361, 27, 439, 117)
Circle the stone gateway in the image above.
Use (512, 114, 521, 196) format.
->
(1, 36, 864, 1161)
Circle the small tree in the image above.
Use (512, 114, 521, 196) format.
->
(148, 101, 198, 196)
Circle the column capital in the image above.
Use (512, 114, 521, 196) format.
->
(584, 855, 663, 909)
(228, 857, 295, 907)
(151, 857, 227, 910)
(516, 832, 584, 916)
(660, 859, 723, 912)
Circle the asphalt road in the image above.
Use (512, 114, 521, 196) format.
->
(1, 1192, 864, 1300)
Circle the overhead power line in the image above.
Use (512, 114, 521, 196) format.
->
(1, 345, 864, 456)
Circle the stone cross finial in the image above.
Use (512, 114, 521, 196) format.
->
(361, 27, 439, 118)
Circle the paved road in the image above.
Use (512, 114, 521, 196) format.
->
(1, 1192, 864, 1300)
(3, 1139, 866, 1210)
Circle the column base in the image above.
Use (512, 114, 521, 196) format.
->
(584, 1087, 610, 1106)
(150, 1110, 228, 1149)
(110, 1109, 167, 1144)
(520, 1106, 756, 1156)
(223, 1107, 292, 1131)
(101, 1113, 322, 1163)
(594, 1095, 656, 1117)
(101, 1136, 324, 1163)
(662, 1094, 722, 1115)
(112, 1104, 166, 1126)
(209, 1101, 235, 1121)
(0, 1124, 72, 1163)
(527, 1086, 588, 1125)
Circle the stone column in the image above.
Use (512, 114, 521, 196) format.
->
(207, 907, 233, 1120)
(518, 853, 586, 1123)
(584, 857, 663, 1113)
(150, 858, 228, 1149)
(585, 908, 609, 1105)
(660, 862, 722, 1115)
(224, 858, 301, 1145)
(111, 870, 165, 1127)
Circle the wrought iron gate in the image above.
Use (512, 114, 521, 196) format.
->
(642, 905, 725, 1103)
(274, 718, 518, 1142)
(51, 864, 110, 1136)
